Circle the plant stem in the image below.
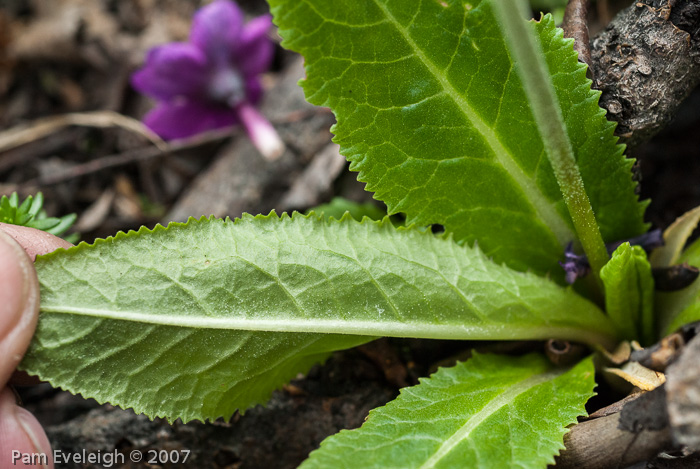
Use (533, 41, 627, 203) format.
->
(491, 0, 609, 288)
(234, 101, 285, 161)
(561, 0, 593, 80)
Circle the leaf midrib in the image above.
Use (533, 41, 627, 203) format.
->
(369, 0, 573, 245)
(419, 368, 562, 468)
(39, 306, 614, 345)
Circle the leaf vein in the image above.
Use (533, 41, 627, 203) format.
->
(367, 0, 572, 246)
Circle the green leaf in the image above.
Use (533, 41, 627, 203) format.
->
(650, 205, 700, 268)
(657, 237, 700, 335)
(22, 214, 615, 422)
(16, 194, 34, 225)
(301, 353, 595, 469)
(0, 194, 17, 223)
(269, 0, 647, 276)
(308, 197, 387, 221)
(27, 217, 64, 232)
(665, 301, 700, 336)
(26, 192, 43, 219)
(492, 1, 609, 280)
(529, 0, 567, 9)
(38, 212, 78, 237)
(0, 191, 77, 238)
(600, 243, 655, 344)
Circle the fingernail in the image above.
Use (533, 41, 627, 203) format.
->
(0, 230, 33, 340)
(15, 406, 53, 469)
(0, 389, 52, 469)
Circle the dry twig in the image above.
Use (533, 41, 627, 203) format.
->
(0, 111, 166, 153)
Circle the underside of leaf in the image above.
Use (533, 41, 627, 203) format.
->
(23, 214, 615, 422)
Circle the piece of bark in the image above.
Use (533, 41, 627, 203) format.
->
(619, 386, 669, 433)
(591, 0, 700, 148)
(629, 331, 685, 372)
(557, 332, 700, 468)
(165, 57, 335, 222)
(666, 334, 700, 451)
(555, 388, 672, 469)
(646, 452, 700, 468)
(555, 413, 671, 469)
(585, 392, 644, 420)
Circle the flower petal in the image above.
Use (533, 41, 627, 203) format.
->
(607, 228, 664, 256)
(190, 0, 244, 64)
(559, 242, 590, 284)
(131, 43, 208, 101)
(142, 101, 237, 140)
(233, 14, 274, 77)
(235, 101, 284, 160)
(245, 77, 263, 105)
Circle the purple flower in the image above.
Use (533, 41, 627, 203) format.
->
(560, 229, 664, 284)
(560, 242, 590, 285)
(131, 0, 284, 159)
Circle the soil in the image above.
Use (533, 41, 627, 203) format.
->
(1, 1, 699, 468)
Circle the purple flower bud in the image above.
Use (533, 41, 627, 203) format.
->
(131, 0, 283, 159)
(559, 242, 590, 285)
(560, 229, 663, 284)
(605, 229, 664, 257)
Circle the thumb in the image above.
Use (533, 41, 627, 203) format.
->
(0, 389, 53, 468)
(0, 230, 53, 468)
(0, 229, 40, 388)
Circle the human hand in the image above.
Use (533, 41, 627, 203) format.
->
(0, 223, 72, 469)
